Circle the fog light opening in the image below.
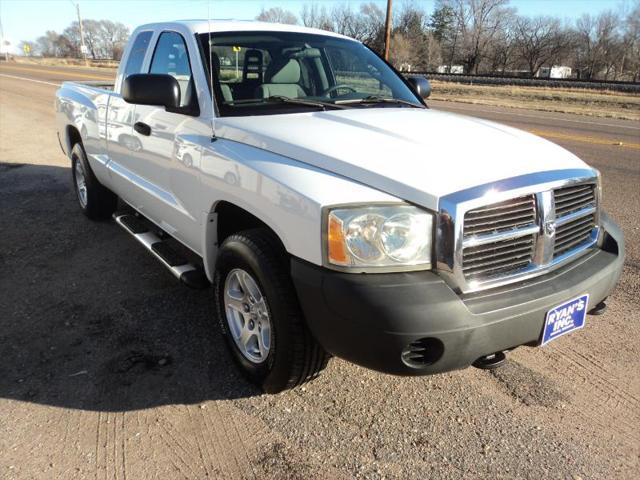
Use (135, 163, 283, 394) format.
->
(401, 337, 444, 368)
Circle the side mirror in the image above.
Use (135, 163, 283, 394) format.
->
(122, 74, 180, 109)
(407, 76, 431, 99)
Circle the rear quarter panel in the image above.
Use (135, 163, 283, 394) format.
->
(56, 83, 113, 185)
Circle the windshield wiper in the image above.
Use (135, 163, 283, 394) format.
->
(335, 96, 424, 108)
(264, 95, 348, 110)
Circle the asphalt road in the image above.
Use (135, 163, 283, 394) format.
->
(1, 62, 639, 480)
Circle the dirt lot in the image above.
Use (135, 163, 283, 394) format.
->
(0, 67, 639, 479)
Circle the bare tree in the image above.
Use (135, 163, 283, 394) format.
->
(573, 11, 622, 79)
(256, 7, 298, 25)
(98, 20, 129, 60)
(621, 1, 640, 81)
(36, 31, 61, 57)
(359, 3, 386, 50)
(514, 16, 569, 77)
(485, 14, 518, 74)
(331, 4, 363, 38)
(442, 0, 512, 73)
(327, 3, 385, 51)
(301, 3, 333, 31)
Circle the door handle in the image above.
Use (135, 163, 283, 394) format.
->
(134, 122, 151, 136)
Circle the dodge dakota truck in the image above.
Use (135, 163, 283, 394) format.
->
(56, 20, 624, 393)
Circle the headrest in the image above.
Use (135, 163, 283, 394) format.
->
(243, 49, 263, 82)
(267, 59, 301, 84)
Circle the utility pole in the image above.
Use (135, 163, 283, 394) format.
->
(70, 0, 88, 65)
(384, 0, 393, 61)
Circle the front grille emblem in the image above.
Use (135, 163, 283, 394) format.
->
(544, 221, 556, 236)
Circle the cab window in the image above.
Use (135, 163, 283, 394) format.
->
(149, 32, 194, 107)
(123, 31, 152, 77)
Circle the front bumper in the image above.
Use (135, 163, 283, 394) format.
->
(291, 214, 624, 376)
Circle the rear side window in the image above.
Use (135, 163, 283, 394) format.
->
(149, 31, 193, 106)
(123, 31, 153, 77)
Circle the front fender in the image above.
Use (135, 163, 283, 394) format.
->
(197, 137, 398, 280)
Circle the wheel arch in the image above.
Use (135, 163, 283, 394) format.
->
(65, 125, 83, 157)
(201, 200, 289, 282)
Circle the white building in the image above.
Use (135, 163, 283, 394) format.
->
(538, 66, 572, 79)
(437, 65, 464, 74)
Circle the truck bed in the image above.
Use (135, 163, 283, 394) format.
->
(64, 80, 115, 92)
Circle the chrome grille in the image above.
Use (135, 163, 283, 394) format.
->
(463, 195, 536, 236)
(554, 213, 596, 257)
(554, 184, 596, 217)
(444, 176, 601, 293)
(462, 195, 536, 280)
(463, 235, 535, 279)
(553, 184, 597, 258)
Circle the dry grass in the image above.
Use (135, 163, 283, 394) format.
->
(13, 56, 119, 69)
(429, 80, 640, 121)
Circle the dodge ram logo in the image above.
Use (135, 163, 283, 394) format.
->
(544, 221, 556, 235)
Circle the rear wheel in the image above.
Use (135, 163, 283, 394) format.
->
(213, 229, 329, 393)
(71, 143, 118, 220)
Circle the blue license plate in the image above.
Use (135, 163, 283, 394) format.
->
(541, 294, 589, 345)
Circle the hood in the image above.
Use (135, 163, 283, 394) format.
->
(217, 108, 592, 210)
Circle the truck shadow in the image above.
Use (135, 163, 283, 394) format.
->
(0, 163, 261, 411)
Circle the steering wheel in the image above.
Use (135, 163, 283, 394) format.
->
(321, 84, 357, 97)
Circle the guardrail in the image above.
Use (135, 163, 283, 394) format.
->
(404, 71, 640, 93)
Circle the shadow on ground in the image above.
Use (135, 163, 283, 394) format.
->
(0, 163, 260, 411)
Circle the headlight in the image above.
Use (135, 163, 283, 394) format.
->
(326, 205, 433, 270)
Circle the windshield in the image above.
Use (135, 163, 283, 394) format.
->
(198, 31, 424, 116)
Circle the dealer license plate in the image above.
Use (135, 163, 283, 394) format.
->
(541, 294, 589, 346)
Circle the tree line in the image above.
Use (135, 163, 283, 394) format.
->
(18, 0, 640, 81)
(20, 19, 129, 60)
(257, 0, 640, 81)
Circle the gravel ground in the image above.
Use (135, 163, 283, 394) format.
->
(0, 70, 639, 479)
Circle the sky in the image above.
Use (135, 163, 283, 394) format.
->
(0, 0, 625, 53)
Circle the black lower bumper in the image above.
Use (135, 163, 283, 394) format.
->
(291, 215, 624, 376)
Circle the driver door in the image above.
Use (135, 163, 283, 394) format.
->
(125, 30, 203, 251)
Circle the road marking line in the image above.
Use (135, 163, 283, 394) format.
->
(527, 129, 640, 150)
(0, 65, 113, 81)
(435, 102, 640, 131)
(0, 73, 60, 86)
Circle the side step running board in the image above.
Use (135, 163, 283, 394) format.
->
(114, 213, 209, 289)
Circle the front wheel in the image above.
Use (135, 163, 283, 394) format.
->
(71, 143, 118, 220)
(213, 229, 329, 393)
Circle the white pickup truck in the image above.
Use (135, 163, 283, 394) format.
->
(56, 20, 624, 393)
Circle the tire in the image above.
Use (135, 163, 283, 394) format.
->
(71, 142, 118, 220)
(213, 229, 329, 393)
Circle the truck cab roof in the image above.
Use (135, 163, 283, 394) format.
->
(133, 19, 357, 42)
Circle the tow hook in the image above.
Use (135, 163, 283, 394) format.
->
(588, 300, 607, 316)
(472, 351, 507, 370)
